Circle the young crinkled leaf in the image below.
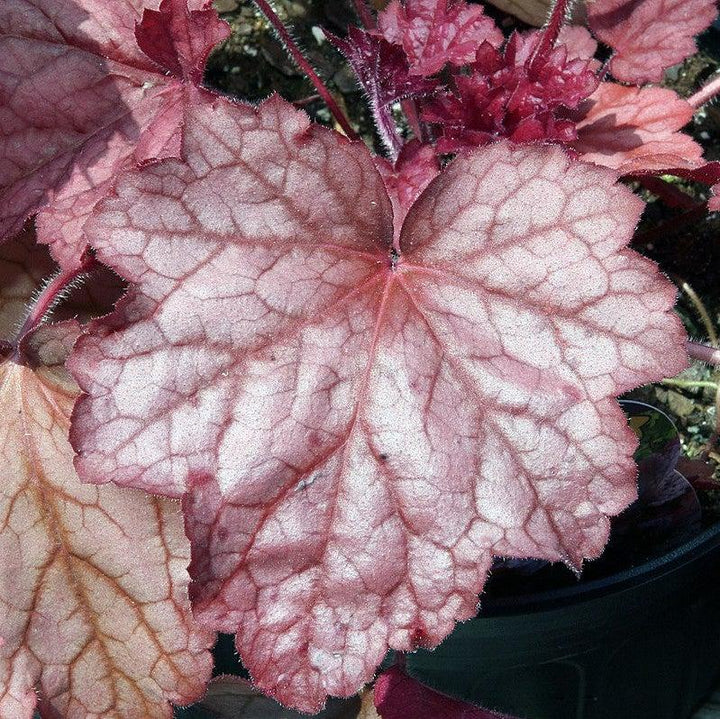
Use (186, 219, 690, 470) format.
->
(69, 94, 687, 712)
(377, 0, 503, 76)
(0, 0, 229, 269)
(327, 28, 438, 158)
(586, 0, 718, 84)
(374, 666, 516, 719)
(0, 235, 213, 717)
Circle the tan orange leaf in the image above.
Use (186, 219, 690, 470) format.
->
(0, 237, 213, 718)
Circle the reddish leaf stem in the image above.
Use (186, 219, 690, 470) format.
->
(632, 176, 699, 210)
(688, 341, 720, 367)
(688, 72, 720, 110)
(251, 0, 360, 141)
(353, 0, 375, 29)
(14, 253, 95, 346)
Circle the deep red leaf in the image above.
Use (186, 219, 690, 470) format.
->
(0, 233, 214, 718)
(0, 0, 229, 269)
(135, 0, 230, 84)
(327, 27, 438, 155)
(377, 0, 503, 76)
(329, 28, 438, 109)
(70, 94, 687, 712)
(423, 30, 599, 152)
(374, 666, 516, 719)
(587, 0, 718, 84)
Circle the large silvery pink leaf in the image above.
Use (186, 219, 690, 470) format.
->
(0, 236, 214, 717)
(586, 0, 718, 84)
(69, 94, 687, 712)
(0, 0, 229, 269)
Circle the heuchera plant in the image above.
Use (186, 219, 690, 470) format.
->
(1, 0, 720, 715)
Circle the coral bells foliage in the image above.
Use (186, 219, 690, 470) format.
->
(0, 0, 719, 716)
(422, 29, 600, 152)
(71, 98, 687, 711)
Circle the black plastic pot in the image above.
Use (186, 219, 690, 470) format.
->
(405, 522, 720, 719)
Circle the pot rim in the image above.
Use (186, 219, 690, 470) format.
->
(480, 519, 720, 616)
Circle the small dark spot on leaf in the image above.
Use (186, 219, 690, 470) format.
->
(379, 453, 388, 461)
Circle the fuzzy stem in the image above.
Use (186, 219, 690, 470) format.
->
(688, 72, 720, 110)
(675, 276, 719, 348)
(528, 0, 572, 71)
(251, 0, 359, 141)
(14, 253, 95, 347)
(688, 341, 720, 367)
(373, 99, 403, 161)
(353, 0, 375, 29)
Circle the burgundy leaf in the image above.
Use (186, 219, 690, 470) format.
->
(329, 28, 438, 109)
(327, 27, 438, 156)
(423, 31, 599, 152)
(573, 84, 705, 174)
(0, 236, 214, 717)
(374, 666, 516, 719)
(70, 95, 686, 712)
(377, 0, 503, 76)
(587, 0, 718, 84)
(0, 0, 229, 269)
(135, 0, 230, 84)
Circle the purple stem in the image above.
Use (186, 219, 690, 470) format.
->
(12, 252, 95, 354)
(688, 72, 720, 110)
(688, 341, 720, 367)
(374, 99, 403, 162)
(251, 0, 359, 141)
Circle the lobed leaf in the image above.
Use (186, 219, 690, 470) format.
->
(0, 0, 229, 269)
(586, 0, 718, 84)
(573, 84, 705, 174)
(70, 94, 687, 712)
(377, 0, 503, 76)
(0, 235, 214, 718)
